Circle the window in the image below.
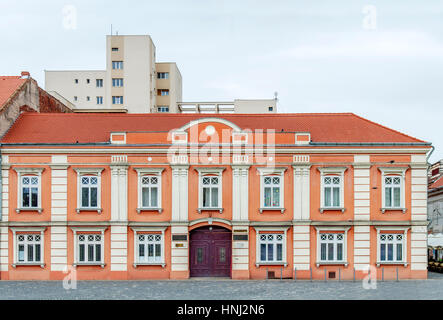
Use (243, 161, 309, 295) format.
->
(86, 79, 90, 84)
(112, 61, 123, 69)
(86, 96, 90, 101)
(257, 167, 286, 212)
(157, 89, 169, 96)
(71, 227, 106, 266)
(376, 227, 409, 266)
(385, 176, 401, 208)
(74, 168, 103, 213)
(315, 227, 350, 266)
(378, 167, 407, 212)
(17, 234, 42, 263)
(96, 96, 103, 105)
(75, 79, 78, 84)
(323, 176, 341, 208)
(318, 167, 347, 212)
(96, 79, 103, 87)
(112, 78, 124, 87)
(195, 168, 225, 212)
(74, 96, 78, 102)
(135, 168, 164, 212)
(157, 106, 169, 113)
(254, 227, 288, 266)
(78, 234, 102, 263)
(319, 233, 344, 262)
(112, 96, 123, 104)
(132, 227, 166, 266)
(21, 176, 39, 208)
(137, 234, 163, 263)
(111, 47, 119, 52)
(268, 106, 273, 112)
(14, 168, 44, 213)
(157, 72, 169, 79)
(259, 234, 284, 263)
(80, 176, 99, 209)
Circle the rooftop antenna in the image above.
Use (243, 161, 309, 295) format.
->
(274, 91, 278, 101)
(110, 24, 113, 35)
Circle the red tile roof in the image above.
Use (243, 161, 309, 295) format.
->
(0, 76, 27, 110)
(0, 112, 428, 145)
(430, 176, 443, 190)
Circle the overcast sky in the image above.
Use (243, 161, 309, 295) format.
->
(1, 0, 442, 162)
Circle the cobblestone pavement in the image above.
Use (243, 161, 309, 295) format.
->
(0, 273, 442, 300)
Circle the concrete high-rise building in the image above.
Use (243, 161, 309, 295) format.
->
(45, 35, 182, 114)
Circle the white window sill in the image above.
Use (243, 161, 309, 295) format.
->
(320, 207, 345, 213)
(197, 207, 224, 213)
(136, 207, 163, 213)
(380, 208, 407, 213)
(255, 261, 288, 267)
(259, 207, 285, 213)
(73, 262, 105, 268)
(76, 208, 103, 214)
(376, 261, 408, 267)
(316, 261, 349, 267)
(13, 262, 45, 268)
(133, 262, 166, 268)
(15, 208, 43, 214)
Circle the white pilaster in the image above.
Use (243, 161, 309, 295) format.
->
(293, 225, 310, 270)
(410, 155, 428, 221)
(171, 165, 189, 222)
(110, 225, 128, 271)
(1, 157, 9, 222)
(232, 165, 250, 221)
(111, 163, 128, 222)
(410, 225, 427, 270)
(292, 156, 311, 221)
(353, 155, 371, 221)
(232, 226, 249, 271)
(353, 225, 370, 270)
(170, 225, 189, 272)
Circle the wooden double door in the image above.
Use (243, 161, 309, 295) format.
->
(190, 226, 232, 277)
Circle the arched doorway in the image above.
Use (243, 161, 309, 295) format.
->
(190, 225, 232, 277)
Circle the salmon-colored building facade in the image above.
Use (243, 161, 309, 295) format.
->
(0, 113, 431, 280)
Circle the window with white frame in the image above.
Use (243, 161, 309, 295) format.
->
(74, 168, 103, 212)
(259, 233, 284, 262)
(112, 61, 123, 69)
(112, 78, 124, 87)
(14, 168, 44, 212)
(80, 176, 99, 208)
(137, 234, 163, 263)
(78, 234, 102, 263)
(141, 176, 159, 208)
(196, 168, 224, 211)
(134, 168, 164, 212)
(21, 176, 39, 208)
(378, 167, 407, 212)
(379, 233, 404, 262)
(257, 167, 286, 212)
(319, 233, 345, 262)
(17, 234, 42, 263)
(318, 167, 346, 212)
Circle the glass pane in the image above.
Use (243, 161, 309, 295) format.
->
(31, 188, 38, 207)
(321, 243, 326, 261)
(148, 244, 154, 257)
(267, 244, 274, 261)
(28, 245, 33, 262)
(380, 244, 386, 261)
(88, 244, 94, 262)
(396, 244, 402, 261)
(211, 187, 218, 207)
(387, 244, 393, 261)
(22, 187, 29, 207)
(324, 188, 331, 207)
(385, 187, 392, 207)
(333, 187, 340, 207)
(337, 243, 343, 261)
(203, 188, 210, 207)
(79, 244, 85, 262)
(197, 248, 203, 264)
(276, 244, 283, 261)
(393, 188, 401, 207)
(35, 244, 41, 262)
(82, 188, 89, 207)
(139, 244, 145, 258)
(142, 188, 149, 207)
(155, 244, 161, 258)
(264, 188, 271, 207)
(90, 188, 97, 207)
(18, 244, 24, 262)
(328, 243, 334, 261)
(272, 187, 280, 207)
(219, 247, 226, 263)
(151, 188, 158, 207)
(260, 244, 266, 261)
(95, 244, 101, 262)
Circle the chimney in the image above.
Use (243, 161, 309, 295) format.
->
(20, 71, 30, 79)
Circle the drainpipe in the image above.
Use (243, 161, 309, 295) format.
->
(0, 148, 2, 221)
